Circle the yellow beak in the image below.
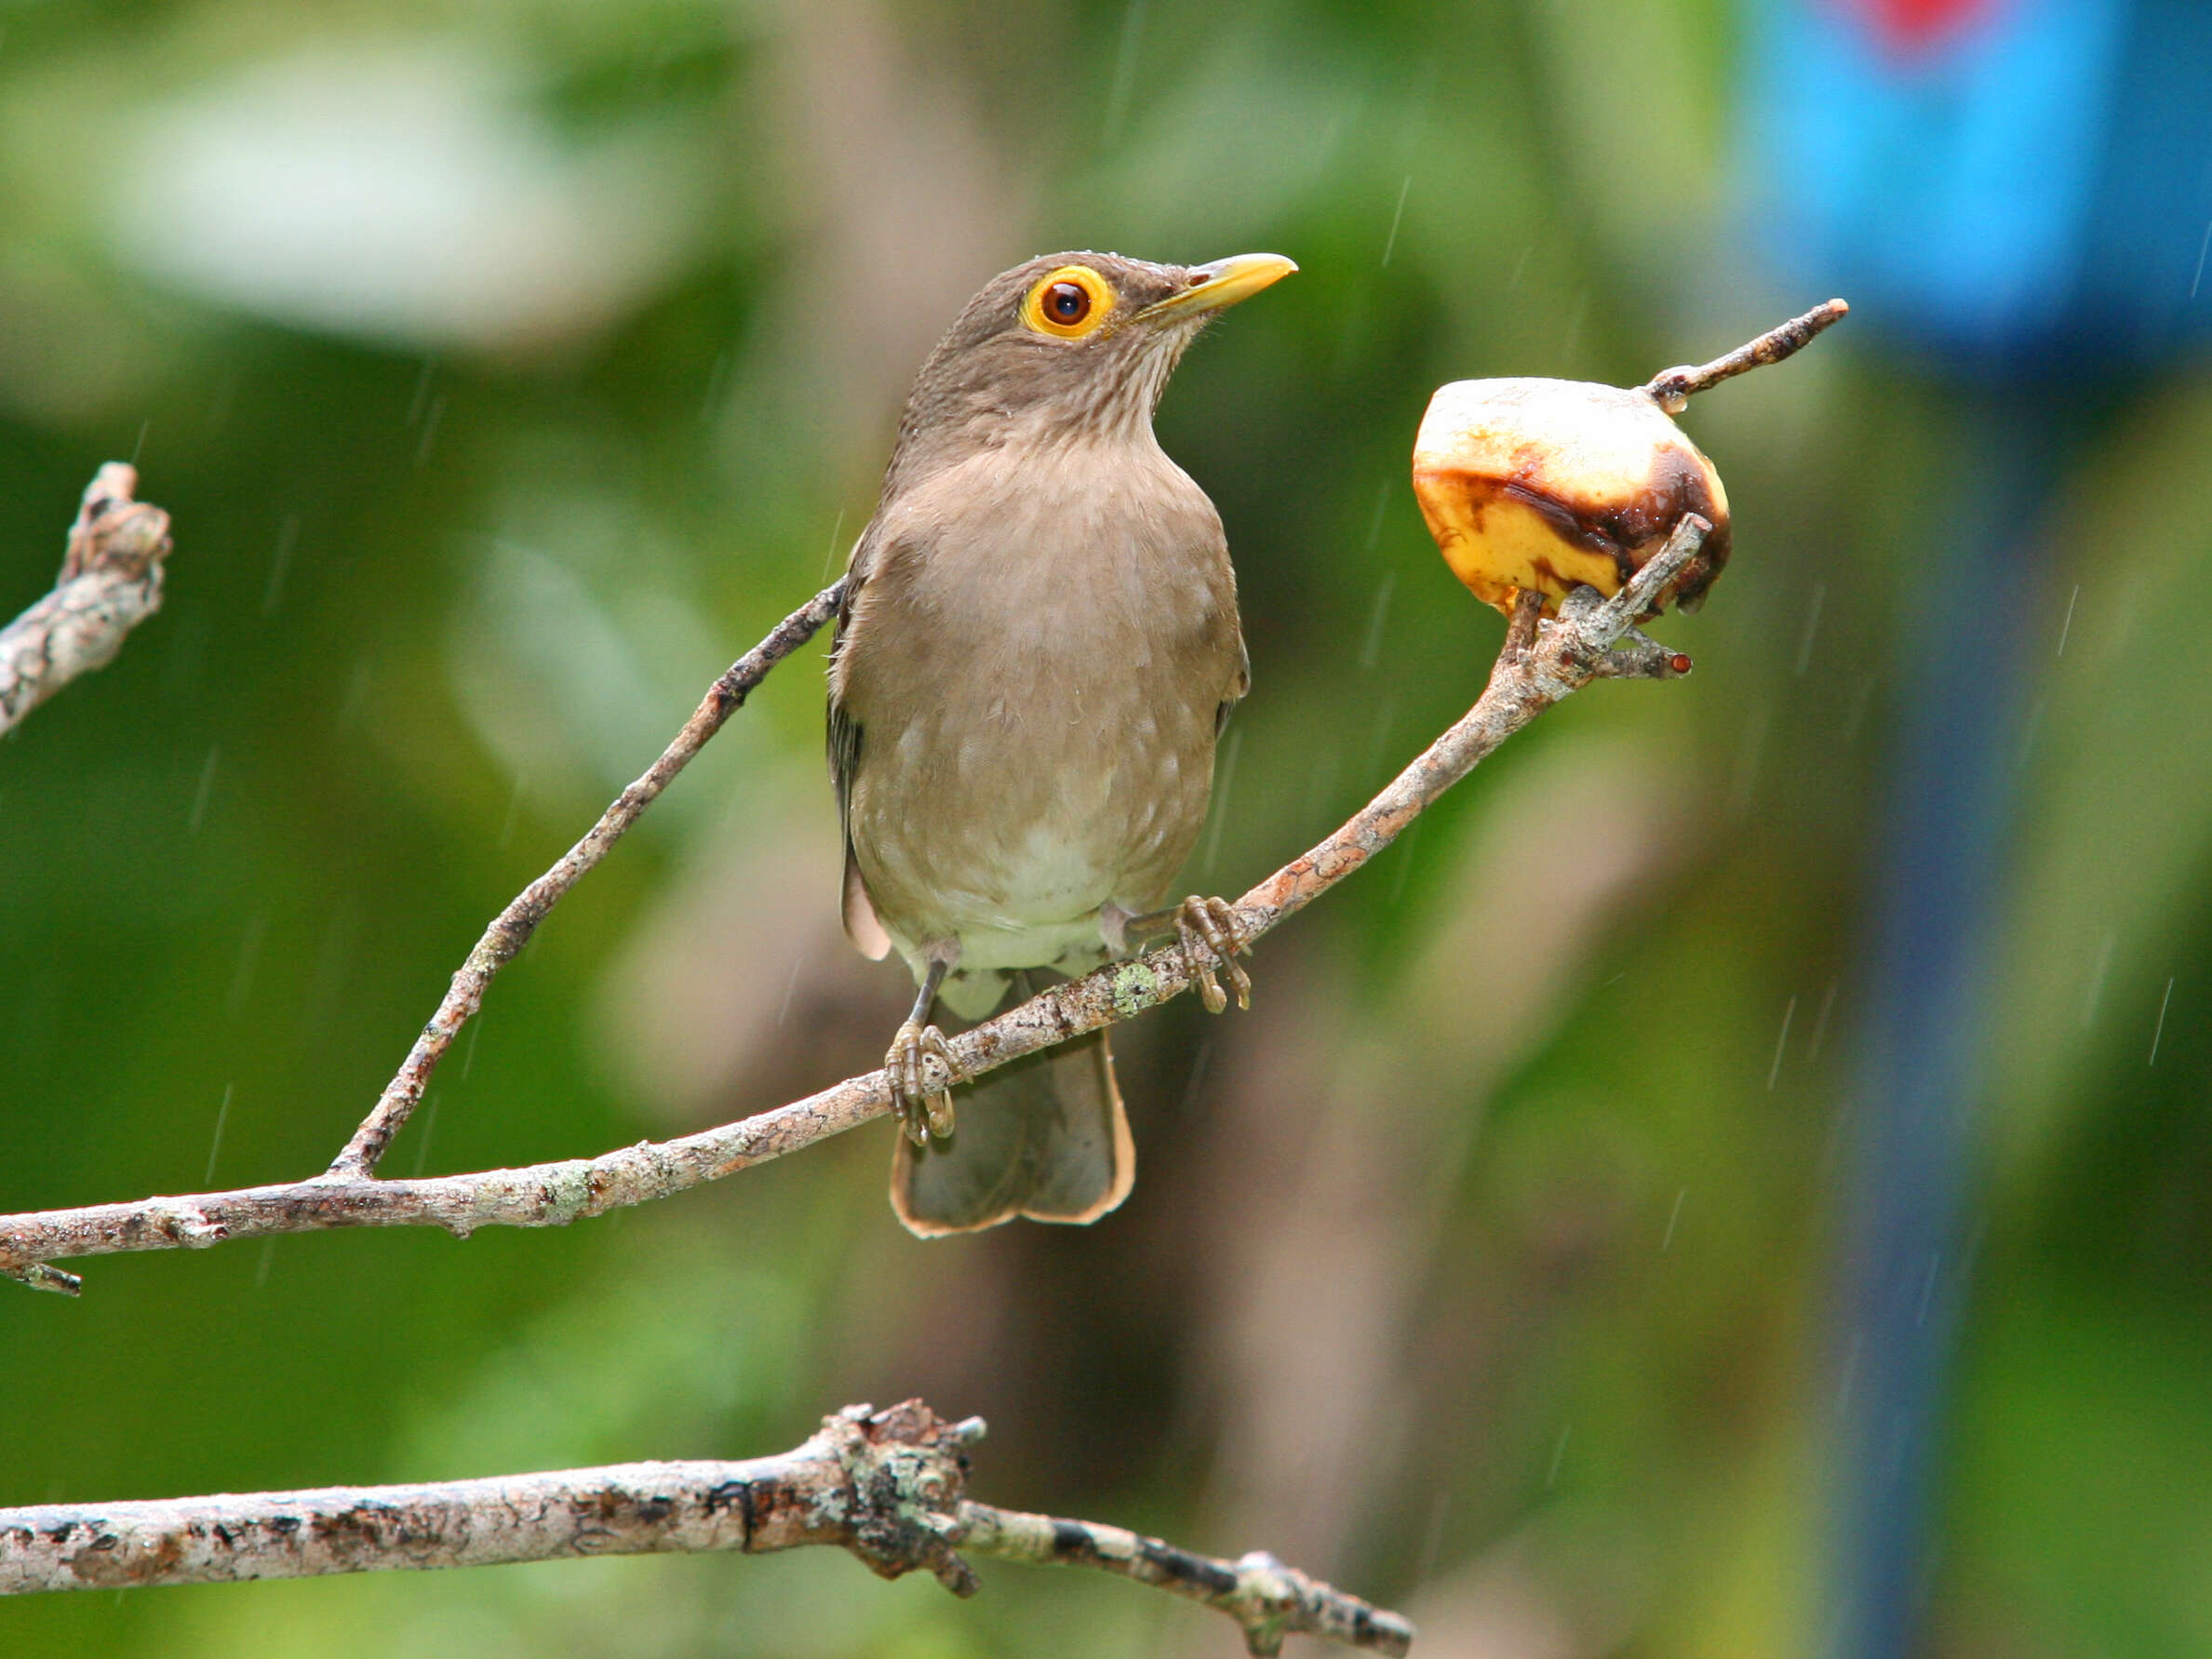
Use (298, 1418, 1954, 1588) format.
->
(1135, 252, 1298, 324)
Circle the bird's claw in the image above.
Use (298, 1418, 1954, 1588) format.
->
(1173, 895, 1252, 1015)
(887, 1019, 962, 1144)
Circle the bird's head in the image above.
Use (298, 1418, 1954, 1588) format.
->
(883, 249, 1295, 488)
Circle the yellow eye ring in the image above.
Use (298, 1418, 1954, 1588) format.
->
(1021, 266, 1116, 339)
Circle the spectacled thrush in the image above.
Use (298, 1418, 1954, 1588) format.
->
(827, 248, 1294, 1236)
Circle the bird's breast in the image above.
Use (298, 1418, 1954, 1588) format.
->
(838, 441, 1241, 958)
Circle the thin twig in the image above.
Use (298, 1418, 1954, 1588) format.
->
(0, 1400, 1410, 1654)
(0, 521, 1706, 1287)
(326, 580, 847, 1177)
(959, 1504, 1412, 1656)
(1642, 299, 1849, 412)
(0, 464, 172, 737)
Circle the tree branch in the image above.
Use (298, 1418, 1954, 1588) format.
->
(326, 578, 848, 1179)
(0, 1401, 1412, 1655)
(957, 1503, 1409, 1655)
(1642, 298, 1850, 413)
(0, 464, 173, 737)
(0, 518, 1706, 1293)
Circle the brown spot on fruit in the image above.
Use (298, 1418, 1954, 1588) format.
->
(1412, 377, 1731, 620)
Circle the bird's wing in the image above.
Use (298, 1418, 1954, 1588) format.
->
(827, 521, 892, 960)
(1212, 511, 1249, 735)
(1217, 633, 1250, 736)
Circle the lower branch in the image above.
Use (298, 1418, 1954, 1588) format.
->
(0, 519, 1705, 1289)
(0, 464, 172, 737)
(0, 1402, 1410, 1655)
(960, 1503, 1412, 1656)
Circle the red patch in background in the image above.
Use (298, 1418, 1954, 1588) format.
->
(1836, 0, 2004, 54)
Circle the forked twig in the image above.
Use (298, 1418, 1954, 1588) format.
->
(325, 581, 846, 1177)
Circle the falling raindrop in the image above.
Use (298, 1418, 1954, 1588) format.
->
(819, 509, 847, 586)
(699, 350, 732, 425)
(1793, 582, 1827, 677)
(1661, 1186, 1688, 1251)
(205, 1083, 233, 1185)
(1836, 1329, 1864, 1418)
(1200, 728, 1240, 878)
(1807, 976, 1840, 1062)
(336, 657, 373, 733)
(2192, 219, 2212, 301)
(1560, 292, 1589, 362)
(1175, 1038, 1213, 1120)
(226, 912, 267, 1016)
(1768, 994, 1798, 1090)
(1388, 817, 1423, 905)
(497, 772, 526, 850)
(1913, 1251, 1940, 1328)
(777, 953, 806, 1026)
(1840, 673, 1878, 748)
(1546, 1425, 1571, 1488)
(252, 1238, 275, 1289)
(412, 1093, 441, 1178)
(1362, 478, 1391, 554)
(2149, 976, 2176, 1065)
(2081, 930, 2115, 1029)
(407, 357, 438, 427)
(414, 393, 449, 469)
(2055, 583, 2081, 657)
(1359, 569, 1397, 674)
(1414, 1488, 1451, 1582)
(261, 515, 301, 618)
(1380, 176, 1412, 268)
(187, 743, 220, 833)
(1101, 0, 1149, 143)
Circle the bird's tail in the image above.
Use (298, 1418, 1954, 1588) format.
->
(890, 976, 1133, 1238)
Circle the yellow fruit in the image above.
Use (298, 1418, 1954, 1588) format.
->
(1412, 378, 1730, 619)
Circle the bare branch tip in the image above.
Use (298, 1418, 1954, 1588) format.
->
(5, 1262, 83, 1297)
(1642, 298, 1853, 408)
(64, 462, 172, 582)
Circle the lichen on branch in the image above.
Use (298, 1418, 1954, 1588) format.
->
(0, 1401, 1412, 1655)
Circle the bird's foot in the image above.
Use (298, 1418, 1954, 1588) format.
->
(886, 1019, 963, 1146)
(1171, 894, 1252, 1015)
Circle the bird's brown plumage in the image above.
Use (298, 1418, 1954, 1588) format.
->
(827, 249, 1285, 1234)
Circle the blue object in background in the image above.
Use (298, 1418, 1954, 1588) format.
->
(1743, 1, 2212, 1652)
(1747, 0, 2212, 378)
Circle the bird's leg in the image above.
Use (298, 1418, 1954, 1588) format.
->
(1122, 895, 1253, 1015)
(887, 957, 963, 1145)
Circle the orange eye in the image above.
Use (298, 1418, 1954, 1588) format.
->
(1021, 265, 1115, 339)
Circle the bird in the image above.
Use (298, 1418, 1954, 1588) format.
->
(826, 248, 1295, 1237)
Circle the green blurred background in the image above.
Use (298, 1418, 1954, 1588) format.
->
(3, 1, 2209, 1654)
